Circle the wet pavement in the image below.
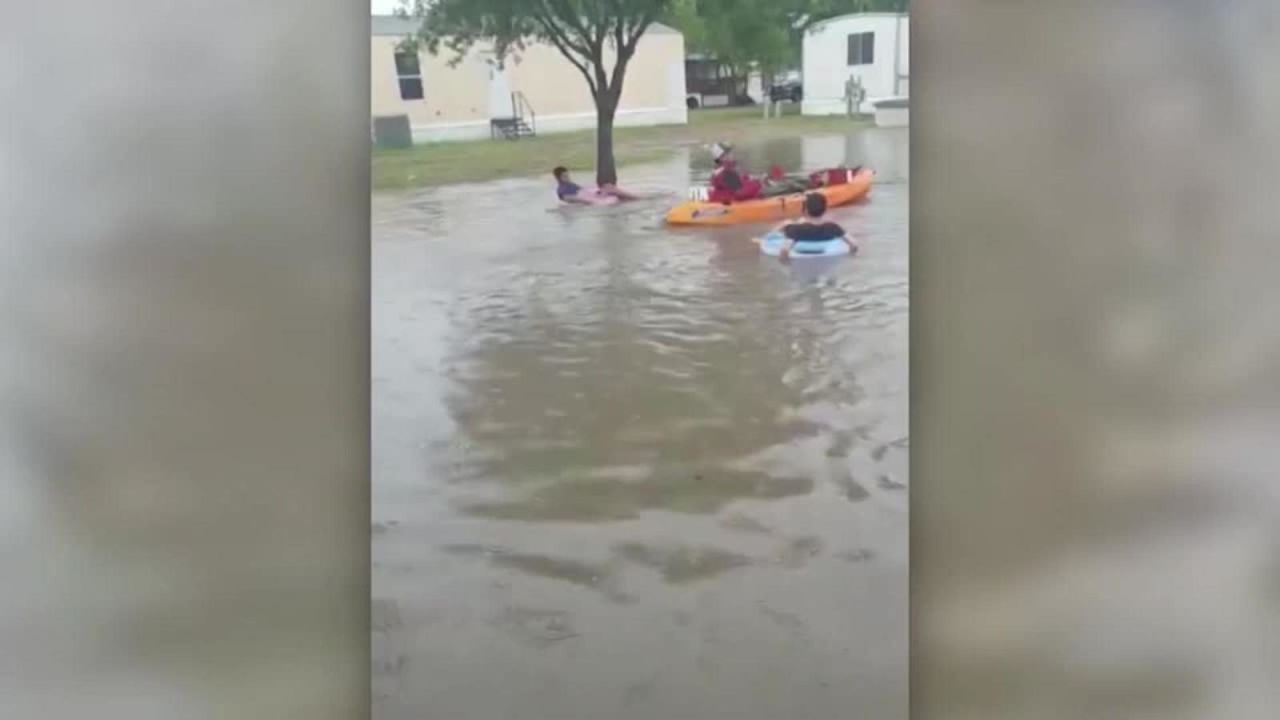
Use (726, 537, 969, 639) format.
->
(373, 127, 908, 720)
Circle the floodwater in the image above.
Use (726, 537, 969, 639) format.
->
(372, 127, 908, 720)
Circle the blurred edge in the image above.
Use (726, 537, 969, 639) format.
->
(0, 2, 370, 719)
(7, 0, 1280, 718)
(913, 2, 1280, 719)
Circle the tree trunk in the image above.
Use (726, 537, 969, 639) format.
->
(762, 68, 773, 119)
(595, 95, 618, 187)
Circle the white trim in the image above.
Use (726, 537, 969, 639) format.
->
(408, 105, 688, 143)
(873, 105, 909, 128)
(802, 99, 854, 115)
(808, 11, 908, 34)
(487, 65, 513, 120)
(410, 120, 491, 143)
(803, 94, 903, 116)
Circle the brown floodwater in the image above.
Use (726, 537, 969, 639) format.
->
(372, 127, 908, 720)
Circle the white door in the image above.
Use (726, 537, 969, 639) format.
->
(487, 63, 513, 119)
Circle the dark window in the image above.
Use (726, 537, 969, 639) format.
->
(686, 59, 738, 96)
(687, 60, 718, 81)
(394, 50, 424, 101)
(847, 32, 875, 66)
(394, 51, 421, 76)
(398, 78, 424, 100)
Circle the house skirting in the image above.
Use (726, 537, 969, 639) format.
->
(802, 96, 905, 116)
(874, 106, 909, 127)
(406, 106, 688, 144)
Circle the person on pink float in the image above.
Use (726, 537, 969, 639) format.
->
(553, 166, 638, 204)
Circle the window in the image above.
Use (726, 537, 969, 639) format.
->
(847, 32, 875, 66)
(686, 60, 718, 82)
(394, 50, 424, 100)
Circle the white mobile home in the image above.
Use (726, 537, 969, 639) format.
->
(802, 12, 908, 116)
(372, 16, 688, 143)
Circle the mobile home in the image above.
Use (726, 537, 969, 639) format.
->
(801, 12, 909, 116)
(372, 16, 689, 143)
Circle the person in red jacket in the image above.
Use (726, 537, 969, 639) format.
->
(707, 143, 763, 204)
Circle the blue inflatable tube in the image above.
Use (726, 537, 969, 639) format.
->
(758, 231, 852, 258)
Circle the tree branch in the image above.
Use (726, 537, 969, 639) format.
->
(591, 0, 609, 50)
(623, 11, 656, 54)
(612, 16, 627, 83)
(538, 0, 609, 102)
(549, 0, 599, 53)
(613, 12, 626, 57)
(533, 0, 594, 57)
(593, 59, 611, 105)
(531, 9, 601, 97)
(601, 10, 654, 98)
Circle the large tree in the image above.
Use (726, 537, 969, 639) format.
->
(397, 0, 672, 186)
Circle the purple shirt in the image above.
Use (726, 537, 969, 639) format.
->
(556, 180, 582, 200)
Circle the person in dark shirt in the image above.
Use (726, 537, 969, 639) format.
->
(553, 166, 637, 204)
(770, 192, 858, 259)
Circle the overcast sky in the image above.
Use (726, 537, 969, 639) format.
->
(370, 0, 401, 14)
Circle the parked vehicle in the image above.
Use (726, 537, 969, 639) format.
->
(687, 92, 756, 109)
(685, 55, 761, 108)
(769, 70, 803, 103)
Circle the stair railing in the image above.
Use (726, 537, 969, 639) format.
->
(512, 91, 537, 136)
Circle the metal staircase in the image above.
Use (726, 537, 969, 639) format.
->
(490, 92, 537, 140)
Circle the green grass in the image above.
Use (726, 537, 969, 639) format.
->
(372, 105, 872, 192)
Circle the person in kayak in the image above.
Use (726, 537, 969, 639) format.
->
(769, 192, 858, 260)
(709, 144, 837, 201)
(708, 144, 764, 204)
(760, 165, 813, 197)
(553, 166, 637, 204)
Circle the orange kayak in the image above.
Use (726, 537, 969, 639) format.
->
(665, 168, 875, 226)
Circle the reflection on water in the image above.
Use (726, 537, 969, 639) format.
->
(613, 542, 756, 584)
(459, 470, 816, 523)
(373, 129, 907, 720)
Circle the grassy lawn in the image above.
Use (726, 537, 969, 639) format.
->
(372, 105, 872, 192)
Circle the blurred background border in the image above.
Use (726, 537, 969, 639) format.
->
(3, 1, 1279, 718)
(912, 2, 1280, 718)
(1, 2, 371, 718)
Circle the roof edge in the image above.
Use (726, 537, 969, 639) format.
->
(808, 12, 908, 33)
(371, 14, 680, 37)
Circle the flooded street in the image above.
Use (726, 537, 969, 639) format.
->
(373, 127, 908, 720)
